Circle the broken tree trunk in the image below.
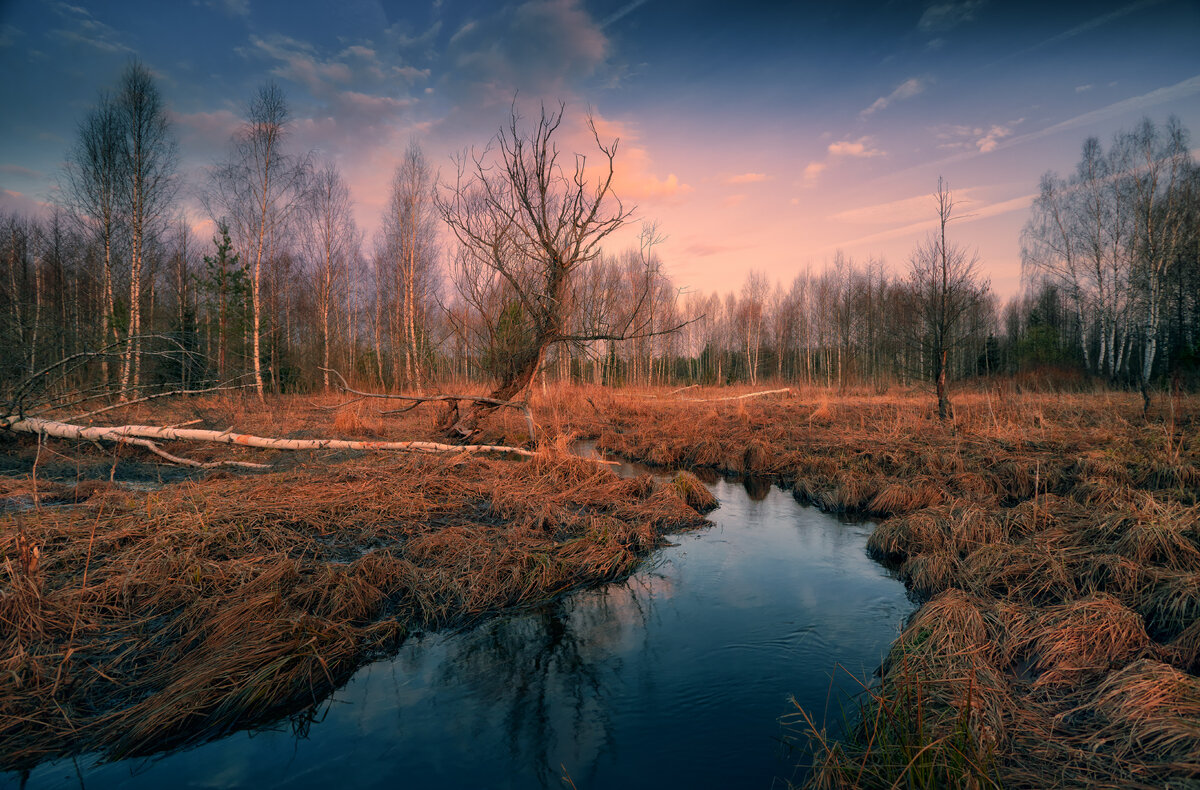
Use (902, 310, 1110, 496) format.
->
(320, 367, 537, 443)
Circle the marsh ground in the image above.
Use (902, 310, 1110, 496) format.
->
(2, 384, 1197, 787)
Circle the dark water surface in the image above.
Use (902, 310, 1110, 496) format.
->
(13, 451, 911, 790)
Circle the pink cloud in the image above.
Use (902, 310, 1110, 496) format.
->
(725, 172, 768, 184)
(827, 137, 885, 158)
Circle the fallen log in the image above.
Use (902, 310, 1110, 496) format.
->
(624, 387, 791, 403)
(677, 388, 792, 402)
(1, 416, 538, 465)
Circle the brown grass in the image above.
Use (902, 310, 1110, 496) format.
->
(4, 384, 1199, 787)
(1062, 659, 1200, 766)
(1140, 571, 1200, 642)
(0, 422, 711, 770)
(534, 383, 1199, 788)
(1011, 595, 1152, 690)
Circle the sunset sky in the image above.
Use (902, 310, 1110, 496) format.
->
(1, 0, 1198, 299)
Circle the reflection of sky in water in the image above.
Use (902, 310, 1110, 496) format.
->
(15, 455, 911, 790)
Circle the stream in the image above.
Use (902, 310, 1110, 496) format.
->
(13, 448, 911, 789)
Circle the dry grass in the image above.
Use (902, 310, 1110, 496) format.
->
(1010, 594, 1152, 690)
(0, 412, 711, 770)
(533, 383, 1200, 788)
(1062, 659, 1200, 767)
(3, 383, 1198, 787)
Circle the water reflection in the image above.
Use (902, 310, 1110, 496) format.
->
(742, 475, 773, 501)
(14, 450, 910, 790)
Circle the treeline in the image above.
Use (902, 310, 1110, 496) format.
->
(1020, 117, 1200, 392)
(1, 60, 1197, 402)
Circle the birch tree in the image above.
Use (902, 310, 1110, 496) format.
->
(382, 140, 437, 390)
(63, 91, 124, 384)
(207, 82, 306, 398)
(115, 60, 177, 394)
(302, 160, 357, 392)
(1117, 118, 1192, 412)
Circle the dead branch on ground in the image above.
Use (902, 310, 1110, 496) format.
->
(320, 367, 536, 442)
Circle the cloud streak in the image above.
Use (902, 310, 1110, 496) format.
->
(823, 191, 1035, 252)
(986, 0, 1166, 68)
(918, 1, 986, 34)
(860, 77, 925, 118)
(994, 74, 1200, 152)
(725, 172, 768, 184)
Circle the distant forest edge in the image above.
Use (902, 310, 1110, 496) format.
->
(2, 62, 1198, 401)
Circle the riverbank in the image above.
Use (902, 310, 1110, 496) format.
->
(0, 396, 714, 771)
(547, 384, 1199, 788)
(3, 385, 1197, 787)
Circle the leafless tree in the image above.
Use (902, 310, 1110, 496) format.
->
(435, 102, 633, 439)
(382, 140, 437, 390)
(302, 160, 358, 392)
(115, 59, 177, 394)
(1023, 117, 1196, 408)
(207, 82, 307, 398)
(1117, 118, 1192, 413)
(739, 270, 768, 386)
(62, 90, 124, 384)
(906, 178, 989, 419)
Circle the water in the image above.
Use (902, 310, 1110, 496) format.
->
(12, 451, 911, 790)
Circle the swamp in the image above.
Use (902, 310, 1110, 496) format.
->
(2, 386, 1198, 788)
(3, 3, 1200, 785)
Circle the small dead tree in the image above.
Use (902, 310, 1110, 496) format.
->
(905, 177, 989, 420)
(435, 102, 633, 440)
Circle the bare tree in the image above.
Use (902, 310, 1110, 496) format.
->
(207, 82, 306, 398)
(115, 59, 177, 394)
(739, 270, 768, 386)
(382, 140, 437, 390)
(906, 178, 989, 420)
(1117, 118, 1192, 413)
(302, 160, 358, 392)
(435, 102, 632, 439)
(63, 91, 124, 384)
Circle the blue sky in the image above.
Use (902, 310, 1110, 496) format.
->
(1, 0, 1198, 298)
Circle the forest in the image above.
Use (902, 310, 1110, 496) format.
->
(3, 62, 1198, 414)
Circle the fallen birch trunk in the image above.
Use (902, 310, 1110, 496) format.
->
(624, 387, 791, 403)
(2, 416, 537, 463)
(678, 388, 792, 402)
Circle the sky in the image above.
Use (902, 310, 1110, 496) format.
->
(1, 0, 1198, 300)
